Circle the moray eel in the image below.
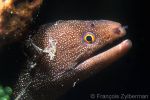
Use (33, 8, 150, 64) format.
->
(13, 20, 132, 100)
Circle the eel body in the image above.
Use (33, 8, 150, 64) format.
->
(13, 20, 132, 100)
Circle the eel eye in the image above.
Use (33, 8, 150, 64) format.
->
(83, 32, 95, 44)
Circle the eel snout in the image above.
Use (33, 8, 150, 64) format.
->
(109, 21, 126, 39)
(113, 25, 126, 36)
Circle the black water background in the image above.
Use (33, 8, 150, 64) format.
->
(0, 0, 149, 99)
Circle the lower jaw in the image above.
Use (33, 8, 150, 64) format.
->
(75, 39, 132, 71)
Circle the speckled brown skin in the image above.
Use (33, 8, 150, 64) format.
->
(13, 20, 132, 100)
(0, 0, 43, 46)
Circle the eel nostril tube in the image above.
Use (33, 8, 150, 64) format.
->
(123, 25, 128, 29)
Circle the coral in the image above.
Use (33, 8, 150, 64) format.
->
(0, 0, 43, 46)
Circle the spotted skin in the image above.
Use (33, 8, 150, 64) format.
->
(13, 20, 132, 100)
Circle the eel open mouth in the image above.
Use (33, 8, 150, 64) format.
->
(75, 26, 132, 73)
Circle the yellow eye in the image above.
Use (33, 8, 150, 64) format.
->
(83, 32, 95, 44)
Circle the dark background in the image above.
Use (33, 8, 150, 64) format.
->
(0, 0, 149, 100)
